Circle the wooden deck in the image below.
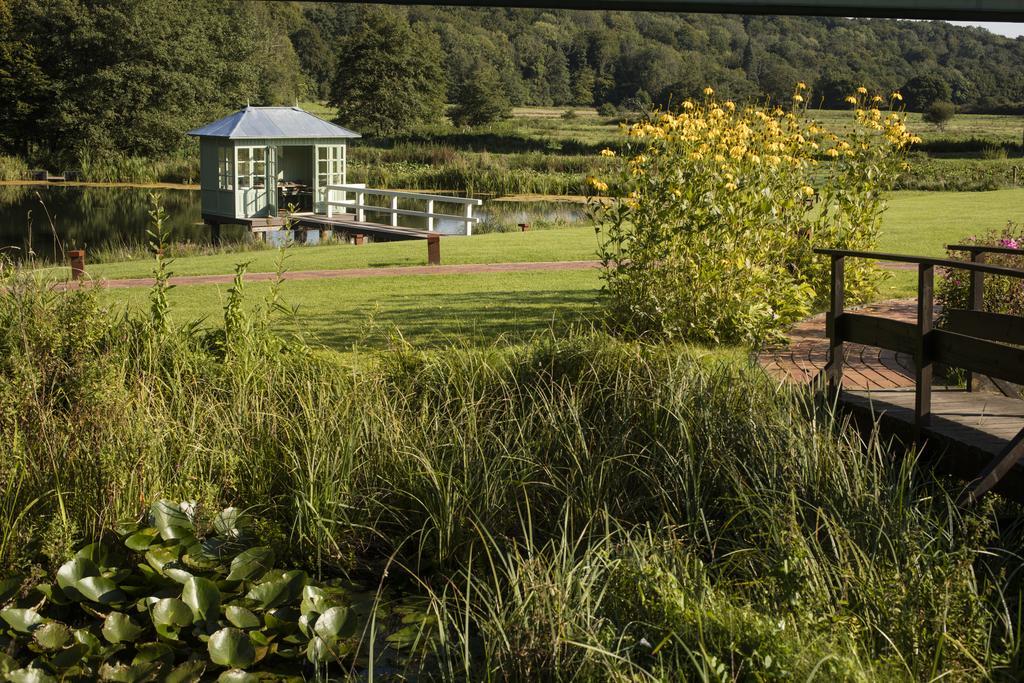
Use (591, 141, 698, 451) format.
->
(202, 212, 434, 242)
(811, 246, 1024, 504)
(840, 388, 1024, 497)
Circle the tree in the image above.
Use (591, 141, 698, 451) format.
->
(450, 61, 511, 126)
(900, 74, 953, 112)
(328, 8, 446, 136)
(923, 100, 956, 128)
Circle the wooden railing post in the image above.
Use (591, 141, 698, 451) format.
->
(915, 264, 935, 434)
(967, 251, 986, 392)
(826, 254, 845, 394)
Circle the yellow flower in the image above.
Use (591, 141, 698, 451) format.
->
(892, 92, 903, 101)
(725, 182, 738, 192)
(587, 176, 609, 193)
(871, 95, 883, 103)
(703, 86, 714, 96)
(856, 86, 868, 94)
(800, 185, 815, 197)
(682, 100, 694, 110)
(797, 82, 807, 90)
(600, 148, 616, 158)
(844, 96, 857, 105)
(724, 101, 736, 111)
(792, 94, 804, 103)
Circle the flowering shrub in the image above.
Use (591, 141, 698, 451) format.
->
(588, 85, 918, 345)
(937, 224, 1024, 323)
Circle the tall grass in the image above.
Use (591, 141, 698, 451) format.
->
(0, 155, 29, 181)
(0, 270, 1022, 678)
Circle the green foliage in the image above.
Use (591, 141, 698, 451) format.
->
(0, 155, 27, 181)
(901, 73, 954, 112)
(0, 501, 439, 679)
(450, 61, 512, 127)
(923, 100, 957, 129)
(328, 7, 447, 136)
(146, 194, 173, 336)
(937, 224, 1024, 324)
(590, 90, 912, 345)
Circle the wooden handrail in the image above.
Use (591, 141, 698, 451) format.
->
(947, 244, 1024, 257)
(821, 248, 1024, 503)
(813, 248, 1024, 279)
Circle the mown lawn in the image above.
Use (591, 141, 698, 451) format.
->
(99, 268, 603, 352)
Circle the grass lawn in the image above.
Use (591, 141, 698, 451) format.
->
(100, 268, 603, 352)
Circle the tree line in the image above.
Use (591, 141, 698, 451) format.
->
(3, 0, 1024, 165)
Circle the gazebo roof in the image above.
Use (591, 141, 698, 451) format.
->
(188, 106, 361, 140)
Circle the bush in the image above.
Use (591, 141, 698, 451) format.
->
(0, 156, 28, 181)
(597, 102, 618, 117)
(923, 100, 956, 129)
(588, 86, 917, 345)
(937, 223, 1024, 323)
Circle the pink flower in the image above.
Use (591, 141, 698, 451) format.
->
(1001, 238, 1020, 249)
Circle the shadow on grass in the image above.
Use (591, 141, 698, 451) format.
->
(288, 288, 600, 351)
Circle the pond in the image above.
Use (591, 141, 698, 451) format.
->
(0, 185, 588, 262)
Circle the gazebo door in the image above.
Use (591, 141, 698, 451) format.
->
(265, 146, 278, 216)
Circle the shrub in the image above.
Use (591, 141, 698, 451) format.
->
(923, 100, 956, 129)
(560, 108, 578, 120)
(937, 223, 1024, 323)
(0, 156, 28, 181)
(597, 102, 618, 117)
(588, 85, 917, 345)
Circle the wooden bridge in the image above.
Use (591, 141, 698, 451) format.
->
(817, 245, 1024, 504)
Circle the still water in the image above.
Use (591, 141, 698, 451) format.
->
(0, 185, 586, 262)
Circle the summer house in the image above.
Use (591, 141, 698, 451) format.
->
(187, 106, 360, 223)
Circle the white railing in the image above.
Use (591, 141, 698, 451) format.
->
(325, 184, 483, 236)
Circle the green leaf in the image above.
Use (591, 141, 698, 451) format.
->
(163, 567, 194, 585)
(6, 668, 56, 683)
(75, 542, 112, 567)
(98, 661, 159, 682)
(0, 576, 22, 603)
(207, 627, 256, 669)
(1, 607, 44, 633)
(226, 547, 274, 582)
(213, 508, 250, 537)
(133, 641, 174, 665)
(244, 570, 306, 610)
(151, 500, 194, 542)
(56, 557, 99, 598)
(151, 598, 193, 628)
(0, 652, 17, 674)
(314, 606, 356, 641)
(76, 576, 127, 605)
(216, 670, 259, 683)
(74, 627, 102, 652)
(102, 612, 143, 644)
(163, 660, 206, 683)
(299, 586, 331, 615)
(124, 528, 160, 551)
(224, 606, 260, 629)
(33, 621, 71, 650)
(182, 576, 221, 624)
(49, 643, 89, 670)
(145, 545, 182, 575)
(35, 583, 71, 606)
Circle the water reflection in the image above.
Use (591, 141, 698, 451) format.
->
(0, 185, 587, 261)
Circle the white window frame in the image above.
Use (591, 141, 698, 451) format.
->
(236, 146, 267, 191)
(217, 145, 233, 191)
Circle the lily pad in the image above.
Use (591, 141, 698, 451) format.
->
(151, 500, 194, 542)
(152, 598, 193, 628)
(124, 528, 160, 551)
(217, 670, 260, 683)
(0, 576, 21, 603)
(226, 547, 274, 582)
(244, 570, 306, 610)
(313, 606, 356, 641)
(102, 612, 143, 644)
(164, 660, 206, 683)
(208, 627, 256, 669)
(56, 557, 99, 599)
(182, 576, 221, 624)
(77, 575, 127, 605)
(225, 606, 260, 630)
(6, 668, 57, 683)
(33, 621, 71, 650)
(1, 607, 44, 633)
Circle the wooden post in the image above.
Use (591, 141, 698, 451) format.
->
(967, 251, 985, 392)
(825, 254, 845, 394)
(426, 200, 435, 232)
(390, 195, 399, 227)
(68, 249, 86, 280)
(353, 233, 364, 246)
(210, 222, 221, 246)
(319, 228, 330, 243)
(464, 203, 474, 236)
(427, 233, 441, 265)
(915, 263, 935, 435)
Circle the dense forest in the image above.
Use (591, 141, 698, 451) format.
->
(4, 0, 1024, 165)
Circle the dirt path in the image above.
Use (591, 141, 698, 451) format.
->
(66, 260, 603, 289)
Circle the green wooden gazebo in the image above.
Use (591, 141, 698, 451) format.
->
(188, 106, 361, 224)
